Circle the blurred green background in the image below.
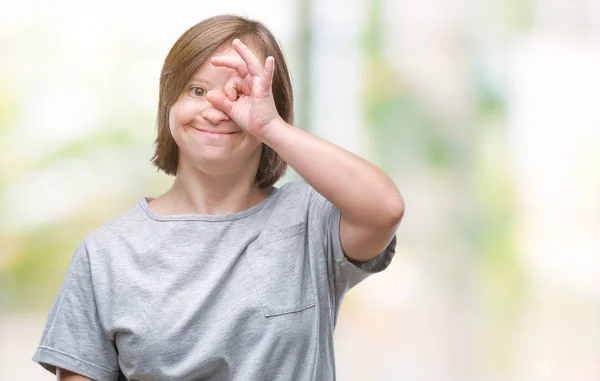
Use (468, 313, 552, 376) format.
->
(1, 0, 599, 380)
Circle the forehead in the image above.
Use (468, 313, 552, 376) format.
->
(190, 44, 265, 83)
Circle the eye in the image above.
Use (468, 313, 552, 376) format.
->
(190, 86, 207, 97)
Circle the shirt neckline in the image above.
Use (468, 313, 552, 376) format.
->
(139, 186, 278, 222)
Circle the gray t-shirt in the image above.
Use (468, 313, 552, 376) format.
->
(33, 182, 396, 381)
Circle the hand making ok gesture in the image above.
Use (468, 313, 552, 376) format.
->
(206, 39, 281, 138)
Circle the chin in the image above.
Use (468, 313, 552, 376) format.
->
(180, 150, 258, 173)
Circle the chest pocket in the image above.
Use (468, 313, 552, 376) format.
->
(245, 222, 316, 317)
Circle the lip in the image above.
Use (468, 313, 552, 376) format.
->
(193, 127, 241, 135)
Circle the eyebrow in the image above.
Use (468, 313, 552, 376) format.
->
(189, 77, 211, 86)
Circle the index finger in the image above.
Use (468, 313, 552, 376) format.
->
(231, 39, 264, 77)
(211, 56, 249, 78)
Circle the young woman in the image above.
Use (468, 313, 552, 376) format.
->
(33, 14, 404, 381)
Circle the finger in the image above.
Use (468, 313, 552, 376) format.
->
(259, 56, 275, 94)
(224, 75, 244, 101)
(206, 90, 234, 116)
(211, 56, 249, 78)
(231, 39, 264, 77)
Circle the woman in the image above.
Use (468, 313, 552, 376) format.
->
(33, 14, 404, 381)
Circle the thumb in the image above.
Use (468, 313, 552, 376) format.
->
(207, 90, 234, 116)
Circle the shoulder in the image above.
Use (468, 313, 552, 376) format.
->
(270, 181, 334, 217)
(275, 181, 309, 194)
(82, 198, 149, 253)
(257, 182, 313, 226)
(269, 181, 317, 211)
(273, 181, 315, 202)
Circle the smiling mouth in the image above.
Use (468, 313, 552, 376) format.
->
(192, 127, 241, 135)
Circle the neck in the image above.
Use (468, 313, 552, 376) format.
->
(154, 156, 270, 216)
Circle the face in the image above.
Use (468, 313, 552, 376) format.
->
(168, 45, 263, 173)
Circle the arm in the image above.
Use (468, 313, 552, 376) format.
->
(32, 242, 120, 380)
(57, 368, 94, 381)
(208, 39, 405, 262)
(261, 121, 404, 263)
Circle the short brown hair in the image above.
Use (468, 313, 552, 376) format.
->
(150, 15, 293, 189)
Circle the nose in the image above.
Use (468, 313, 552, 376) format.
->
(202, 106, 231, 125)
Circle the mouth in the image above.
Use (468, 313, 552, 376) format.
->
(191, 127, 241, 135)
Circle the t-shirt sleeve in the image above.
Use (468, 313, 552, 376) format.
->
(306, 185, 396, 297)
(32, 240, 120, 381)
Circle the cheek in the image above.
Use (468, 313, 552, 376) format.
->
(169, 100, 195, 132)
(168, 110, 176, 137)
(249, 136, 263, 150)
(246, 137, 264, 157)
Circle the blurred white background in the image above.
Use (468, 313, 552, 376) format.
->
(1, 0, 599, 380)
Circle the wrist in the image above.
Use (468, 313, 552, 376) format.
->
(257, 117, 289, 143)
